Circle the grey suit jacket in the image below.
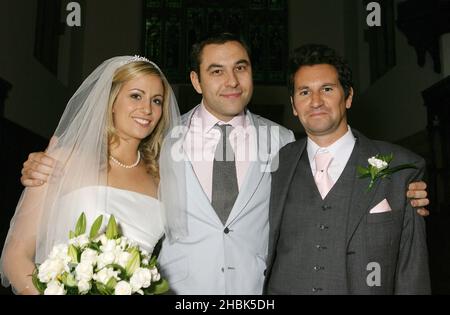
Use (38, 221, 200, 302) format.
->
(265, 129, 431, 294)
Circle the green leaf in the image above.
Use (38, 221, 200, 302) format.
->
(369, 166, 377, 179)
(125, 250, 140, 277)
(89, 215, 103, 240)
(68, 244, 79, 264)
(149, 255, 157, 268)
(105, 264, 128, 280)
(61, 273, 77, 287)
(106, 277, 117, 290)
(357, 166, 369, 178)
(95, 282, 113, 295)
(146, 278, 169, 295)
(74, 213, 87, 237)
(126, 246, 139, 254)
(31, 266, 46, 294)
(88, 241, 101, 252)
(367, 179, 376, 191)
(69, 230, 75, 239)
(385, 153, 394, 164)
(65, 286, 80, 295)
(106, 215, 119, 240)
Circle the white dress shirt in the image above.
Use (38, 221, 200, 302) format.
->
(183, 103, 254, 201)
(307, 126, 356, 184)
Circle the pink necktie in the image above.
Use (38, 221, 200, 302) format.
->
(314, 151, 334, 199)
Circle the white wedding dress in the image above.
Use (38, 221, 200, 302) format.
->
(52, 186, 164, 255)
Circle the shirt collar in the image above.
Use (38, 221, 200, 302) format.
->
(307, 125, 355, 160)
(197, 101, 247, 134)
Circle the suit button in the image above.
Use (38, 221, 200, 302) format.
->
(224, 227, 230, 234)
(318, 224, 329, 230)
(312, 287, 323, 293)
(316, 245, 327, 250)
(322, 205, 331, 211)
(313, 266, 324, 271)
(221, 267, 225, 272)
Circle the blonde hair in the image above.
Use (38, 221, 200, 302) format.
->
(106, 61, 171, 178)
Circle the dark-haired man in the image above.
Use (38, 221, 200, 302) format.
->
(264, 44, 431, 294)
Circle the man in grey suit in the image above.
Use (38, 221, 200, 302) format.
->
(264, 44, 431, 294)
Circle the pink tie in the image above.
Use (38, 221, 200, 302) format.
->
(314, 151, 334, 199)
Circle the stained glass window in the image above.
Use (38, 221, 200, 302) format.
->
(143, 0, 288, 84)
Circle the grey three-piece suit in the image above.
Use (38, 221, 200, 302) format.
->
(264, 129, 431, 294)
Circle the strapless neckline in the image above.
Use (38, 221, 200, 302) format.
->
(104, 186, 159, 203)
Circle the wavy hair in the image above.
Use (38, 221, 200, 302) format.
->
(106, 61, 171, 178)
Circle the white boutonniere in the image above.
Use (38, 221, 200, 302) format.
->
(357, 153, 417, 190)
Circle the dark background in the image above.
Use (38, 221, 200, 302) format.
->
(1, 0, 449, 294)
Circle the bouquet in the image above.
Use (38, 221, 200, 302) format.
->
(32, 213, 169, 295)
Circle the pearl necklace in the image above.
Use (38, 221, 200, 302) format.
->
(109, 151, 141, 169)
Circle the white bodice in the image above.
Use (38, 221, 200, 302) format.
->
(55, 186, 164, 254)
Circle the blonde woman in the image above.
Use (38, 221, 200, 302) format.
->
(0, 56, 185, 294)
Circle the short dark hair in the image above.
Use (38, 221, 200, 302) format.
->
(288, 44, 353, 99)
(190, 32, 251, 80)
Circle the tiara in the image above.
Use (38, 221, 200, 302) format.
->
(128, 55, 151, 63)
(120, 55, 151, 67)
(119, 55, 163, 76)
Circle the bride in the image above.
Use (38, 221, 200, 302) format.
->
(0, 56, 186, 294)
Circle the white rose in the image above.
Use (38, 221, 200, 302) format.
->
(150, 267, 160, 282)
(75, 262, 94, 282)
(129, 268, 152, 292)
(116, 251, 131, 268)
(38, 258, 67, 283)
(69, 234, 90, 248)
(142, 259, 149, 266)
(100, 239, 117, 253)
(140, 249, 149, 257)
(48, 244, 71, 264)
(44, 281, 66, 295)
(95, 234, 108, 245)
(368, 157, 388, 171)
(127, 240, 137, 248)
(119, 237, 129, 249)
(93, 267, 119, 285)
(77, 280, 91, 294)
(80, 248, 98, 265)
(97, 252, 115, 269)
(115, 281, 132, 295)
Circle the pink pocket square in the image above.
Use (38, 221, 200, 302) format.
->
(369, 199, 392, 214)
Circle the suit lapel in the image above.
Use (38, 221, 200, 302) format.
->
(269, 139, 307, 262)
(226, 112, 271, 224)
(180, 106, 224, 224)
(345, 130, 382, 247)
